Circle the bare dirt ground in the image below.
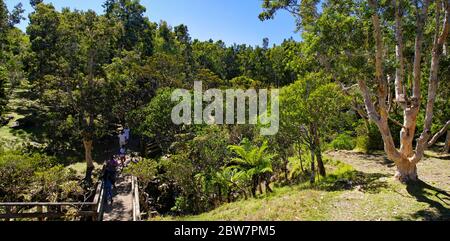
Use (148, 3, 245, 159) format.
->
(325, 150, 450, 220)
(326, 150, 450, 191)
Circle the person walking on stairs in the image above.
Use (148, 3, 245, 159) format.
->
(102, 158, 118, 205)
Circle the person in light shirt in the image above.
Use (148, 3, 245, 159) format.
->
(124, 127, 130, 144)
(118, 130, 126, 148)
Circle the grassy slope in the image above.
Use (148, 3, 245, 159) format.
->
(1, 83, 101, 177)
(153, 151, 450, 221)
(0, 84, 38, 147)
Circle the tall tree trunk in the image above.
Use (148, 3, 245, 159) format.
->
(311, 123, 326, 177)
(297, 141, 305, 173)
(251, 176, 258, 197)
(83, 134, 94, 182)
(282, 156, 289, 183)
(315, 150, 326, 177)
(395, 158, 418, 182)
(265, 174, 273, 193)
(258, 176, 263, 194)
(444, 130, 450, 153)
(309, 148, 315, 184)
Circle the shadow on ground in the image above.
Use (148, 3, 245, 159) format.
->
(317, 170, 391, 194)
(404, 180, 450, 220)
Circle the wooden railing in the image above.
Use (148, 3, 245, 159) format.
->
(0, 180, 105, 221)
(131, 176, 141, 221)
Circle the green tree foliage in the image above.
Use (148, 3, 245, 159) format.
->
(0, 0, 25, 117)
(30, 0, 44, 8)
(0, 66, 7, 116)
(26, 3, 60, 87)
(123, 158, 158, 187)
(329, 132, 356, 151)
(26, 5, 123, 178)
(280, 72, 349, 181)
(261, 0, 450, 182)
(138, 88, 182, 152)
(8, 3, 24, 27)
(156, 20, 177, 54)
(103, 0, 155, 56)
(160, 125, 231, 214)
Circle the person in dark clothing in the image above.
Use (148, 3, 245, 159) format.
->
(103, 157, 118, 204)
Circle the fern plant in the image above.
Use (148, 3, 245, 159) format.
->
(227, 138, 275, 196)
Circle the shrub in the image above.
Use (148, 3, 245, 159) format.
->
(33, 165, 80, 202)
(123, 158, 158, 187)
(0, 150, 81, 202)
(329, 133, 356, 150)
(355, 121, 384, 153)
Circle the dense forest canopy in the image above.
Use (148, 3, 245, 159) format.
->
(0, 0, 449, 219)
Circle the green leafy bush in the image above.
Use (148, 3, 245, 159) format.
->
(355, 122, 384, 153)
(0, 150, 81, 202)
(123, 158, 158, 187)
(329, 133, 356, 150)
(33, 165, 81, 202)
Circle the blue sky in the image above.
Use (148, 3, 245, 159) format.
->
(5, 0, 301, 46)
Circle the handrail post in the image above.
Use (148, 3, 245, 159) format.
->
(37, 205, 43, 221)
(132, 176, 141, 221)
(95, 180, 105, 221)
(5, 206, 11, 221)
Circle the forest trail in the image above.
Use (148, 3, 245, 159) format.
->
(102, 174, 134, 221)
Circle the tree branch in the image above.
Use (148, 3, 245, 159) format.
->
(412, 1, 450, 164)
(358, 79, 381, 123)
(428, 120, 450, 147)
(412, 0, 430, 101)
(389, 116, 407, 130)
(393, 0, 407, 108)
(368, 0, 388, 109)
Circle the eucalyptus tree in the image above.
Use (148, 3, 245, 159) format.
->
(261, 0, 450, 182)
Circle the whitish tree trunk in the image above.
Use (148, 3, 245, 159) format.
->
(395, 158, 418, 183)
(357, 0, 450, 183)
(84, 138, 94, 169)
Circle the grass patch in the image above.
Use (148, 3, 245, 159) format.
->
(66, 162, 103, 178)
(151, 157, 449, 221)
